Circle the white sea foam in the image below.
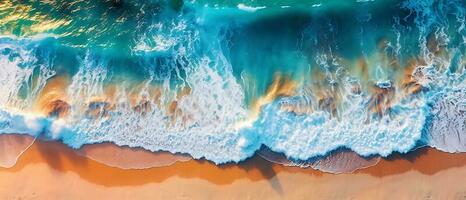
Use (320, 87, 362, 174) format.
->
(0, 35, 462, 165)
(59, 55, 249, 163)
(132, 20, 196, 54)
(0, 47, 33, 108)
(424, 69, 466, 152)
(0, 39, 55, 110)
(237, 4, 266, 12)
(248, 90, 427, 160)
(0, 49, 430, 164)
(427, 89, 466, 152)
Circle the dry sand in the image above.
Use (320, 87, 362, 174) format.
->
(1, 135, 466, 200)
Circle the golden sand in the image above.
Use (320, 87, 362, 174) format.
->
(0, 135, 466, 199)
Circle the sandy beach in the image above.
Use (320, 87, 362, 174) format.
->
(1, 0, 464, 199)
(0, 135, 466, 199)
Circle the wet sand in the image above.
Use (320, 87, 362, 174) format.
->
(78, 142, 191, 169)
(0, 134, 35, 168)
(1, 135, 466, 199)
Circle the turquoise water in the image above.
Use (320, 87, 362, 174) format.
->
(0, 0, 464, 167)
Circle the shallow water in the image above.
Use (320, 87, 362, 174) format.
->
(0, 134, 35, 168)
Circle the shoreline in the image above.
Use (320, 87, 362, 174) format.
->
(1, 134, 466, 199)
(2, 134, 466, 181)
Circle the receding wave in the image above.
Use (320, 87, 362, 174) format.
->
(77, 143, 191, 169)
(258, 146, 380, 173)
(0, 134, 35, 168)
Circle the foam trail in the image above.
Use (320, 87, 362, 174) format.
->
(258, 147, 380, 173)
(0, 134, 35, 168)
(77, 143, 191, 169)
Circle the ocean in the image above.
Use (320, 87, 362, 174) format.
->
(0, 0, 464, 172)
